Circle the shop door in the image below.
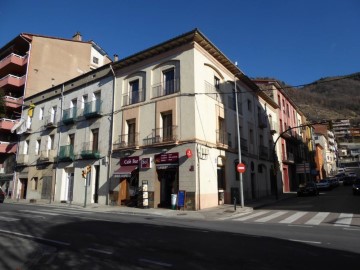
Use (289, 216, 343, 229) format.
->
(118, 178, 129, 205)
(67, 173, 74, 202)
(20, 178, 27, 199)
(159, 169, 178, 208)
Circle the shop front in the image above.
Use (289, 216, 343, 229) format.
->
(154, 152, 179, 208)
(113, 156, 139, 206)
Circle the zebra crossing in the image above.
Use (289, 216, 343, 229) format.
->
(228, 210, 360, 227)
(0, 207, 93, 222)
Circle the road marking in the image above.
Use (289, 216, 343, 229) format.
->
(19, 210, 59, 216)
(289, 239, 322, 245)
(305, 212, 329, 225)
(334, 213, 353, 227)
(0, 229, 70, 246)
(255, 211, 288, 222)
(87, 248, 113, 255)
(233, 211, 269, 221)
(139, 258, 172, 267)
(40, 209, 92, 215)
(279, 212, 308, 224)
(0, 216, 19, 222)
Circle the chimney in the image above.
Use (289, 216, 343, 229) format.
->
(114, 54, 119, 61)
(72, 32, 82, 41)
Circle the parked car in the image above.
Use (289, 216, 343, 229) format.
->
(328, 177, 339, 188)
(353, 179, 360, 195)
(343, 176, 356, 186)
(297, 182, 319, 196)
(316, 179, 331, 190)
(0, 187, 5, 203)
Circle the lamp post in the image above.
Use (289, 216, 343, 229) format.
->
(234, 72, 244, 208)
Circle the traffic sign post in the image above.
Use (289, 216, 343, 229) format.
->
(237, 163, 246, 173)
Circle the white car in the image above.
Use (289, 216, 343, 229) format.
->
(316, 179, 331, 190)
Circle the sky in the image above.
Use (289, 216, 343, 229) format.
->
(1, 0, 359, 86)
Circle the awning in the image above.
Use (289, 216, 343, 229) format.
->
(113, 165, 137, 178)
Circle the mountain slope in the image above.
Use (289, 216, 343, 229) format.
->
(284, 73, 360, 123)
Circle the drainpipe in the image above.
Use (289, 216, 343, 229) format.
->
(106, 65, 116, 205)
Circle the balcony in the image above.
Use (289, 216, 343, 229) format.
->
(0, 142, 17, 154)
(0, 53, 28, 77)
(216, 130, 231, 149)
(17, 154, 29, 165)
(259, 145, 269, 160)
(282, 152, 295, 164)
(0, 118, 16, 131)
(152, 78, 180, 98)
(58, 145, 75, 162)
(80, 141, 100, 159)
(84, 100, 102, 119)
(123, 89, 145, 106)
(62, 107, 77, 124)
(0, 74, 26, 89)
(4, 96, 23, 109)
(113, 133, 139, 150)
(143, 126, 178, 146)
(43, 115, 57, 128)
(204, 81, 224, 103)
(38, 149, 56, 163)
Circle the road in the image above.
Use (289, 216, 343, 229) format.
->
(0, 184, 359, 269)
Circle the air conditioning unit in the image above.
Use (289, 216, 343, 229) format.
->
(0, 168, 5, 174)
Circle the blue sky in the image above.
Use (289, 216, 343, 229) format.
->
(1, 0, 359, 86)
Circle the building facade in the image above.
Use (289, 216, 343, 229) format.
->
(0, 32, 112, 197)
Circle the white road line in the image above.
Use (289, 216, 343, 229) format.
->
(0, 229, 70, 246)
(289, 239, 322, 245)
(87, 248, 113, 255)
(305, 212, 330, 225)
(139, 258, 172, 267)
(279, 212, 308, 224)
(233, 211, 269, 221)
(334, 213, 353, 227)
(255, 211, 288, 222)
(19, 210, 59, 216)
(0, 216, 19, 222)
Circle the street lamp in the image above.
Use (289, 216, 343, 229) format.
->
(234, 70, 244, 208)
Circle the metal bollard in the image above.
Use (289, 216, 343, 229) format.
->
(234, 197, 237, 211)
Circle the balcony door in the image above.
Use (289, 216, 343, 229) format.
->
(130, 80, 139, 104)
(127, 120, 136, 146)
(92, 129, 99, 152)
(163, 69, 175, 95)
(162, 112, 172, 141)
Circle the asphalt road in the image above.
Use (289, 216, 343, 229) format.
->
(0, 184, 359, 269)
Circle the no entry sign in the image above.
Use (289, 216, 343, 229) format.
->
(237, 163, 246, 173)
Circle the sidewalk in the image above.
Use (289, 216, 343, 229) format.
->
(3, 193, 296, 221)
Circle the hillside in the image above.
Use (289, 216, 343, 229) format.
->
(283, 73, 360, 123)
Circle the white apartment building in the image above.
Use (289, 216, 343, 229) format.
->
(16, 65, 113, 205)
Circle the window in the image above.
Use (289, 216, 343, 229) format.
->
(32, 177, 38, 191)
(51, 106, 57, 123)
(69, 134, 75, 147)
(163, 69, 175, 94)
(249, 129, 254, 144)
(82, 95, 88, 109)
(24, 140, 29, 154)
(247, 99, 252, 112)
(127, 119, 136, 145)
(93, 57, 99, 64)
(47, 135, 54, 150)
(214, 76, 220, 90)
(92, 129, 99, 151)
(35, 140, 40, 155)
(162, 112, 173, 140)
(130, 80, 139, 104)
(39, 107, 44, 120)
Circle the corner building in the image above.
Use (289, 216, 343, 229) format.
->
(110, 29, 277, 210)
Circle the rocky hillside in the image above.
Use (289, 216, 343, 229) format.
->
(283, 73, 360, 124)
